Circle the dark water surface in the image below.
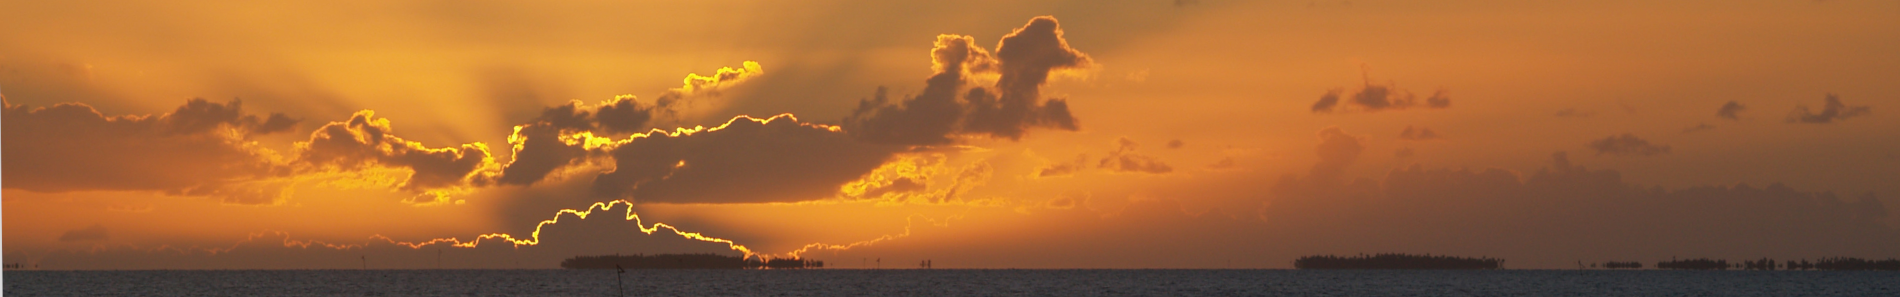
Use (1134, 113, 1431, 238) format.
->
(6, 269, 1897, 296)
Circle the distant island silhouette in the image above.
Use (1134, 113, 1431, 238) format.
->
(1294, 253, 1504, 269)
(1656, 258, 1729, 270)
(1625, 257, 1900, 270)
(1789, 257, 1900, 271)
(560, 253, 824, 269)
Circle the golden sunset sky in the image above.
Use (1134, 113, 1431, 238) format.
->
(4, 0, 1897, 269)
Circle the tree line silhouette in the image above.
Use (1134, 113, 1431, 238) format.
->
(1293, 253, 1504, 269)
(1777, 257, 1900, 270)
(1656, 258, 1729, 270)
(1586, 257, 1900, 270)
(560, 253, 824, 269)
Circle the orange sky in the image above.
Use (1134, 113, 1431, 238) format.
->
(4, 0, 1898, 269)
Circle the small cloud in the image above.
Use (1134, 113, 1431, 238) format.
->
(1173, 0, 1201, 7)
(1681, 123, 1715, 133)
(1036, 154, 1088, 178)
(1395, 147, 1415, 158)
(1166, 139, 1185, 149)
(1207, 157, 1238, 169)
(1587, 133, 1671, 156)
(1717, 101, 1747, 120)
(1046, 195, 1078, 209)
(1098, 138, 1173, 174)
(1787, 93, 1871, 124)
(1398, 125, 1441, 141)
(59, 225, 109, 242)
(1036, 137, 1177, 176)
(1309, 68, 1450, 114)
(1554, 108, 1596, 118)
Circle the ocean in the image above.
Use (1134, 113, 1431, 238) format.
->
(5, 269, 1897, 296)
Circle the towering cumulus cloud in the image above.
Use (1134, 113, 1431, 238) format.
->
(1310, 127, 1365, 184)
(846, 16, 1091, 145)
(3, 98, 297, 203)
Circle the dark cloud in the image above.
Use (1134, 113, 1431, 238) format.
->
(1587, 133, 1671, 156)
(493, 124, 594, 186)
(595, 97, 660, 134)
(1554, 108, 1595, 118)
(58, 225, 109, 242)
(1398, 125, 1441, 141)
(846, 16, 1089, 145)
(1717, 101, 1747, 121)
(2, 99, 288, 202)
(858, 177, 927, 199)
(500, 61, 760, 137)
(493, 60, 765, 187)
(1311, 90, 1340, 113)
(295, 111, 497, 202)
(1309, 72, 1450, 113)
(1310, 127, 1364, 184)
(529, 100, 603, 132)
(1787, 93, 1871, 124)
(492, 97, 659, 186)
(1166, 139, 1185, 149)
(1426, 90, 1451, 109)
(1394, 147, 1415, 158)
(1036, 154, 1089, 178)
(1098, 138, 1174, 174)
(1681, 123, 1716, 133)
(590, 115, 900, 203)
(165, 98, 301, 136)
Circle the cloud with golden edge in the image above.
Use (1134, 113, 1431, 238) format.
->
(293, 110, 500, 204)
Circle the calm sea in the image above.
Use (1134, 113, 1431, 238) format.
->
(5, 269, 1897, 296)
